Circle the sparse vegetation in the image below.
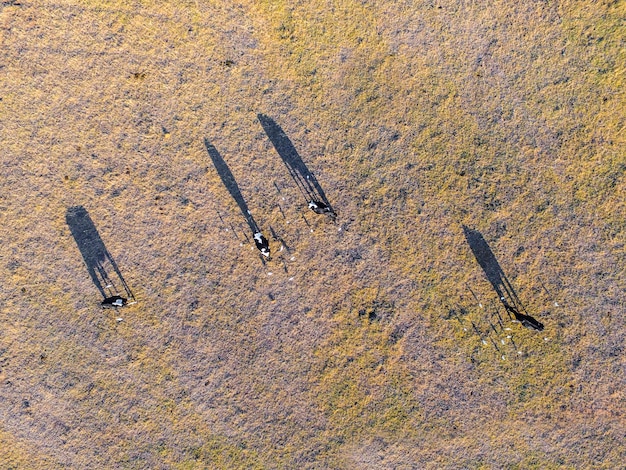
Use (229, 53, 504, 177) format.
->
(0, 0, 624, 468)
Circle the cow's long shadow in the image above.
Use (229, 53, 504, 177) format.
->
(257, 114, 335, 216)
(66, 206, 134, 302)
(463, 226, 544, 330)
(204, 138, 261, 235)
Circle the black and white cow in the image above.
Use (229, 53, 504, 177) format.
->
(101, 295, 127, 308)
(253, 232, 270, 258)
(308, 200, 335, 217)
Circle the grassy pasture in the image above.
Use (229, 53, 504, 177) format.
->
(0, 0, 624, 468)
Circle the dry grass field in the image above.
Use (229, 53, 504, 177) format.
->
(1, 0, 624, 468)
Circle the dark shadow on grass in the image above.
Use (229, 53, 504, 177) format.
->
(257, 114, 335, 217)
(66, 206, 134, 302)
(463, 226, 543, 330)
(204, 138, 261, 234)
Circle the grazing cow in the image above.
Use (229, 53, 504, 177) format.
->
(504, 304, 544, 331)
(102, 295, 127, 308)
(308, 200, 335, 218)
(253, 232, 270, 258)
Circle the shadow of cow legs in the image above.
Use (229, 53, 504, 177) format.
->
(66, 206, 134, 303)
(463, 226, 543, 330)
(204, 138, 270, 258)
(204, 138, 261, 234)
(257, 114, 335, 217)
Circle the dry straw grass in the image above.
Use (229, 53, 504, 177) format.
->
(0, 0, 624, 468)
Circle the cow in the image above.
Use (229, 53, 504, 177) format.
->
(101, 295, 127, 308)
(308, 200, 336, 218)
(253, 232, 270, 258)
